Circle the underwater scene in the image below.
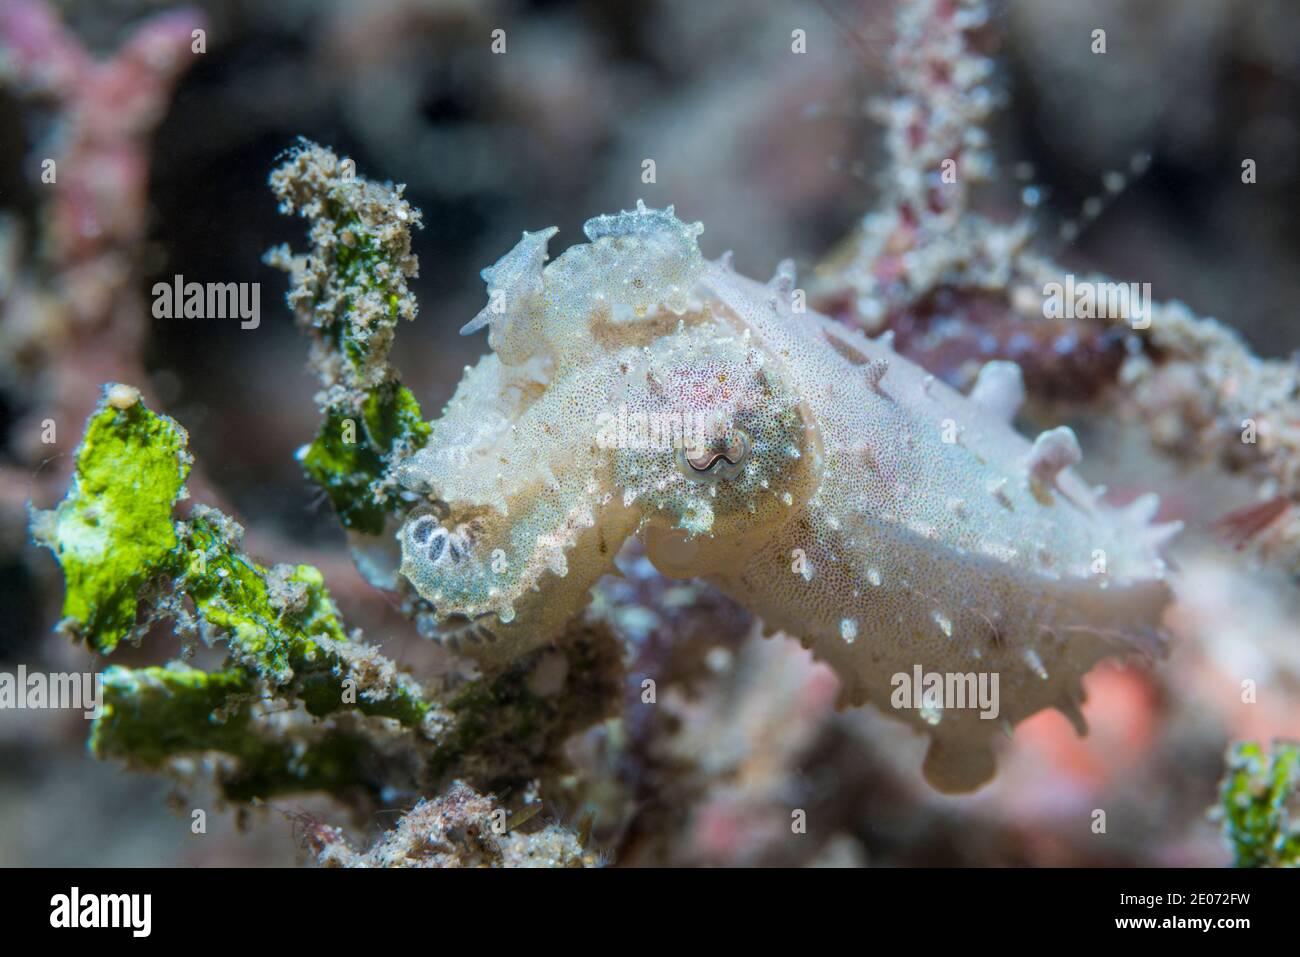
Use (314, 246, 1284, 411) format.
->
(1, 0, 1299, 888)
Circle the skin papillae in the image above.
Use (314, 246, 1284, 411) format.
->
(396, 202, 1181, 792)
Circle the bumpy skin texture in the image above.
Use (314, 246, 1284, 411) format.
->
(396, 203, 1178, 792)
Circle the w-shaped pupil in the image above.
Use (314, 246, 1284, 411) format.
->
(684, 430, 749, 473)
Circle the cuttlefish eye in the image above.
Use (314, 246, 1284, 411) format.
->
(678, 428, 750, 482)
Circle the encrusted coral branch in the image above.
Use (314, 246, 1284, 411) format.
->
(873, 0, 996, 223)
(305, 780, 596, 868)
(31, 385, 621, 806)
(90, 664, 390, 802)
(265, 141, 430, 537)
(30, 386, 431, 725)
(28, 384, 190, 654)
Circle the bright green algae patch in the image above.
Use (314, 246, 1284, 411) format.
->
(31, 387, 435, 798)
(300, 383, 430, 535)
(1217, 740, 1300, 868)
(32, 386, 616, 802)
(179, 513, 430, 726)
(31, 391, 190, 653)
(90, 664, 254, 766)
(89, 664, 378, 801)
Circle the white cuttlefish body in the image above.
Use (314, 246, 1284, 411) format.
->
(395, 202, 1179, 792)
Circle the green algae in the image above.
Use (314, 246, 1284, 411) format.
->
(1216, 740, 1300, 868)
(30, 388, 190, 654)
